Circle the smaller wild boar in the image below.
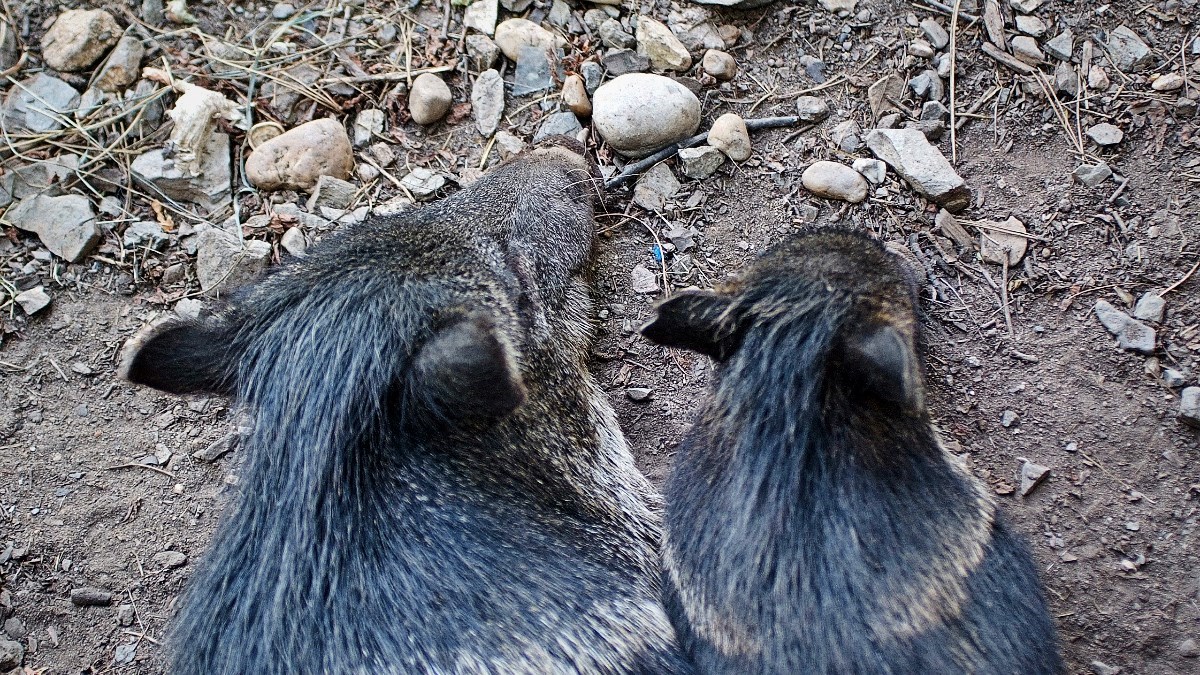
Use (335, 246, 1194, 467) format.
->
(642, 228, 1063, 674)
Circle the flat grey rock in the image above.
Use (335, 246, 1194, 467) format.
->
(400, 167, 445, 200)
(852, 157, 886, 185)
(831, 119, 863, 152)
(1044, 29, 1074, 61)
(1018, 460, 1049, 496)
(794, 95, 830, 122)
(6, 193, 99, 263)
(196, 229, 272, 293)
(1107, 25, 1153, 72)
(532, 111, 582, 143)
(1086, 122, 1124, 146)
(678, 146, 725, 179)
(353, 109, 385, 148)
(1181, 387, 1200, 428)
(2, 73, 81, 133)
(580, 61, 604, 94)
(0, 638, 24, 671)
(1073, 163, 1112, 187)
(632, 162, 679, 212)
(132, 132, 232, 211)
(305, 175, 356, 211)
(865, 128, 970, 211)
(602, 49, 650, 77)
(1094, 299, 1156, 354)
(513, 45, 556, 96)
(920, 18, 949, 49)
(631, 264, 659, 293)
(466, 34, 501, 71)
(15, 286, 51, 315)
(1132, 293, 1165, 322)
(1162, 368, 1187, 389)
(471, 69, 505, 137)
(123, 221, 169, 251)
(908, 70, 944, 101)
(599, 18, 635, 49)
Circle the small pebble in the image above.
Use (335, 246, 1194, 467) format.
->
(794, 96, 831, 122)
(1151, 73, 1185, 92)
(707, 113, 751, 162)
(70, 587, 112, 606)
(702, 49, 737, 81)
(1086, 123, 1124, 146)
(851, 158, 886, 185)
(801, 161, 868, 203)
(561, 74, 592, 117)
(409, 73, 452, 125)
(1000, 410, 1020, 427)
(626, 387, 653, 402)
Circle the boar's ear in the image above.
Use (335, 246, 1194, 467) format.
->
(836, 322, 924, 412)
(641, 291, 738, 360)
(119, 318, 239, 395)
(411, 311, 527, 424)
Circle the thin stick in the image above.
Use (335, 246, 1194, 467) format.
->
(605, 116, 803, 190)
(919, 0, 980, 22)
(1000, 256, 1013, 337)
(1162, 260, 1200, 296)
(320, 64, 456, 84)
(949, 0, 962, 163)
(105, 463, 177, 479)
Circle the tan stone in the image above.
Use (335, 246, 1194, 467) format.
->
(41, 9, 122, 72)
(245, 118, 354, 191)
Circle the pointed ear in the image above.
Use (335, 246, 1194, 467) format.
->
(837, 323, 924, 411)
(119, 317, 239, 395)
(640, 291, 737, 360)
(411, 312, 527, 424)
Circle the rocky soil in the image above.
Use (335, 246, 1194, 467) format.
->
(1, 0, 1199, 672)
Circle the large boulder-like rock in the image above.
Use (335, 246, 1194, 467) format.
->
(244, 118, 354, 191)
(593, 74, 700, 157)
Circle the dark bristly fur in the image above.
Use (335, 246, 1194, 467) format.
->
(642, 229, 1063, 674)
(120, 140, 692, 674)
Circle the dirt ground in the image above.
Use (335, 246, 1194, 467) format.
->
(2, 0, 1199, 672)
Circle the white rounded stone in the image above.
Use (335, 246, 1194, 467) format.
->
(592, 74, 700, 157)
(801, 160, 869, 203)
